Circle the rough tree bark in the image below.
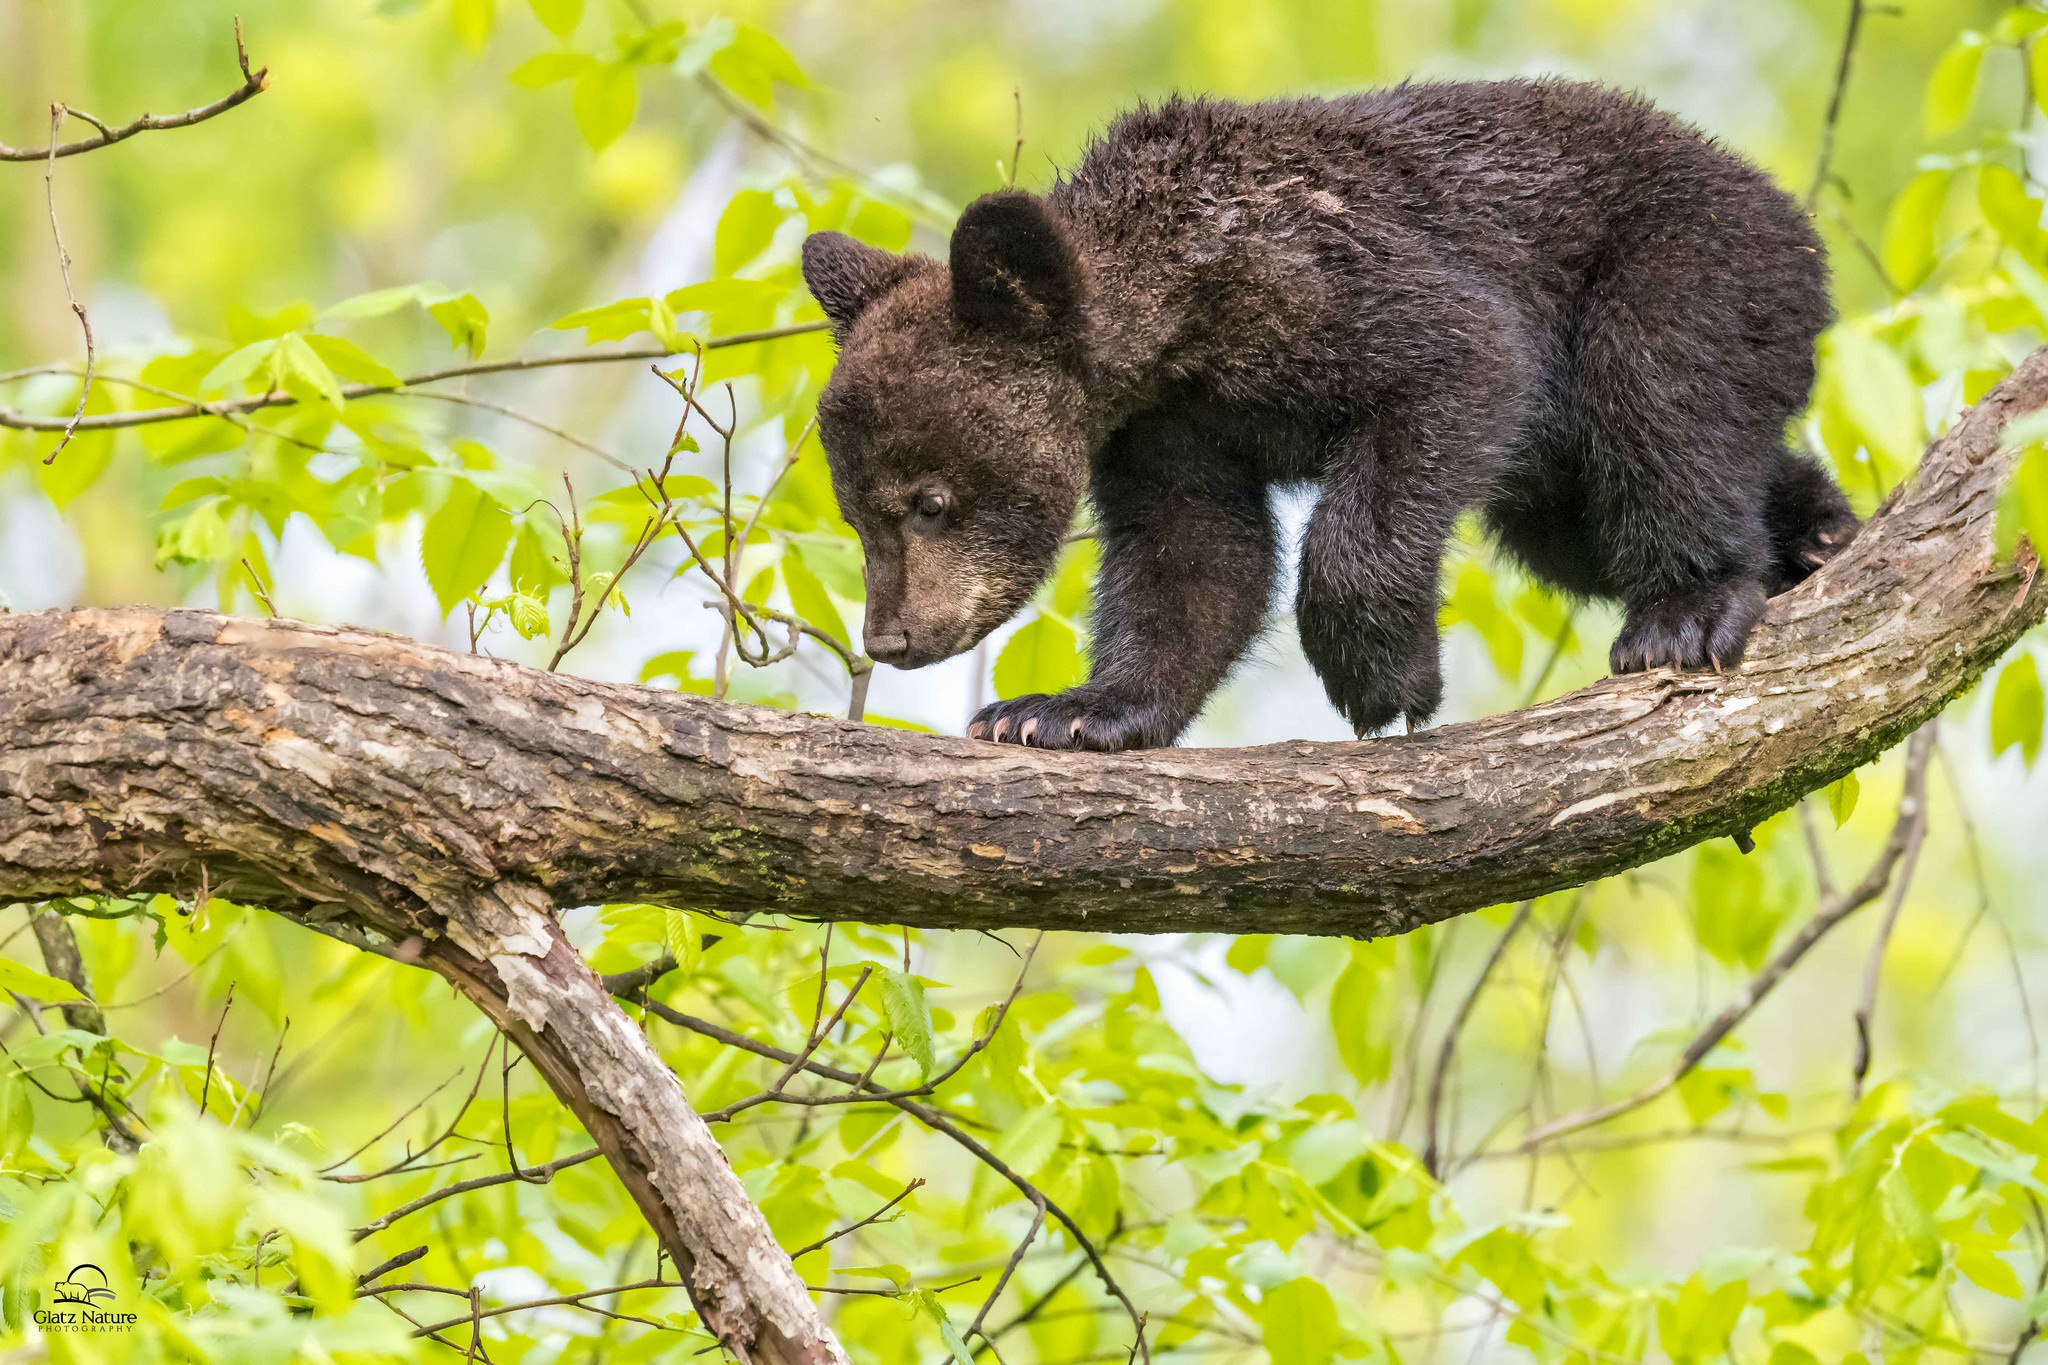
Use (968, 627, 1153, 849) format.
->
(2, 348, 2044, 1358)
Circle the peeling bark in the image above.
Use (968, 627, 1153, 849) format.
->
(418, 897, 844, 1365)
(1, 349, 2044, 1356)
(3, 356, 2040, 939)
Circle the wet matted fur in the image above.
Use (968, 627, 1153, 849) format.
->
(801, 80, 1856, 751)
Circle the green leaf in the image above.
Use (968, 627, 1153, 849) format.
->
(321, 283, 441, 319)
(1957, 1245, 2025, 1298)
(781, 545, 847, 644)
(707, 25, 810, 111)
(0, 1074, 30, 1161)
(1991, 652, 2043, 768)
(0, 957, 85, 1003)
(509, 51, 593, 87)
(993, 614, 1083, 699)
(1328, 941, 1396, 1085)
(451, 0, 494, 52)
(273, 332, 346, 410)
(990, 1104, 1061, 1180)
(428, 293, 490, 356)
(673, 17, 737, 78)
(715, 189, 787, 277)
(880, 970, 935, 1080)
(421, 478, 514, 616)
(1826, 770, 1859, 827)
(1979, 165, 2048, 271)
(913, 1289, 974, 1365)
(303, 334, 402, 389)
(1924, 34, 1986, 137)
(1260, 1278, 1338, 1365)
(1820, 326, 1925, 472)
(552, 297, 655, 344)
(1882, 170, 1949, 292)
(2001, 442, 2048, 560)
(1658, 1274, 1748, 1362)
(201, 340, 279, 394)
(526, 0, 580, 39)
(573, 61, 637, 151)
(837, 1264, 909, 1289)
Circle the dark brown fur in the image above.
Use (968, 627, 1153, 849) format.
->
(803, 81, 1856, 750)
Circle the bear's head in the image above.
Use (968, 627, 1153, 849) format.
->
(802, 190, 1091, 669)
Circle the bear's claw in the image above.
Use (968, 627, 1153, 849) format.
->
(968, 689, 1173, 752)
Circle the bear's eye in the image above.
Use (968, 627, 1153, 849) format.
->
(912, 490, 949, 522)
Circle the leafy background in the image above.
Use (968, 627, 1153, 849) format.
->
(3, 0, 2048, 1362)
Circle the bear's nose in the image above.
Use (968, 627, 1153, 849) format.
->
(866, 629, 911, 663)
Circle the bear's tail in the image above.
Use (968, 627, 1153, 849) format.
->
(1763, 444, 1859, 595)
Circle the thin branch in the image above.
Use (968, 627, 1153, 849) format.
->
(788, 1178, 924, 1260)
(0, 322, 827, 434)
(1807, 0, 1867, 209)
(198, 981, 237, 1117)
(623, 992, 1149, 1362)
(358, 1245, 429, 1288)
(1850, 743, 1934, 1098)
(0, 20, 268, 161)
(1423, 901, 1534, 1178)
(352, 1148, 603, 1241)
(403, 390, 634, 474)
(1504, 725, 1936, 1156)
(968, 1193, 1046, 1344)
(38, 105, 94, 465)
(410, 1276, 688, 1338)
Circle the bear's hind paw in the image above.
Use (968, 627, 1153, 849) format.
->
(1610, 579, 1768, 674)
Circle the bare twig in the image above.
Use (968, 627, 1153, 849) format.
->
(198, 982, 237, 1116)
(358, 1245, 428, 1288)
(38, 105, 94, 465)
(1807, 0, 1867, 209)
(620, 989, 1149, 1362)
(404, 389, 634, 474)
(1850, 740, 1934, 1097)
(410, 1275, 688, 1339)
(788, 1178, 924, 1259)
(0, 322, 827, 434)
(968, 1193, 1046, 1344)
(353, 1147, 604, 1241)
(1423, 901, 1534, 1178)
(0, 20, 268, 161)
(1503, 725, 1936, 1156)
(28, 909, 105, 1035)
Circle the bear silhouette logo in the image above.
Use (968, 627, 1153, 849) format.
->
(51, 1264, 115, 1306)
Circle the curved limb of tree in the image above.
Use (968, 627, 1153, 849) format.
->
(2, 352, 2039, 936)
(2, 349, 2045, 1360)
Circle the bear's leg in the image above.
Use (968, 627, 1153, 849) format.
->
(1566, 269, 1784, 673)
(967, 436, 1277, 752)
(1583, 413, 1775, 675)
(1295, 431, 1474, 736)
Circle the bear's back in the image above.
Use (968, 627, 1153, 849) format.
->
(1051, 82, 1813, 297)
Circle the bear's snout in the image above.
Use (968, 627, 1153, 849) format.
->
(865, 627, 912, 663)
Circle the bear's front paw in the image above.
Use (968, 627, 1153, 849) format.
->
(967, 689, 1175, 752)
(1611, 579, 1768, 673)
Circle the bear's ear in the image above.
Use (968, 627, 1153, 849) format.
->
(802, 232, 915, 336)
(949, 190, 1083, 339)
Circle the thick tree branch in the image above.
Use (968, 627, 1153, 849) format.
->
(2, 355, 2040, 938)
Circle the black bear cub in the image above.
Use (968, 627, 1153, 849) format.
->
(802, 81, 1856, 751)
